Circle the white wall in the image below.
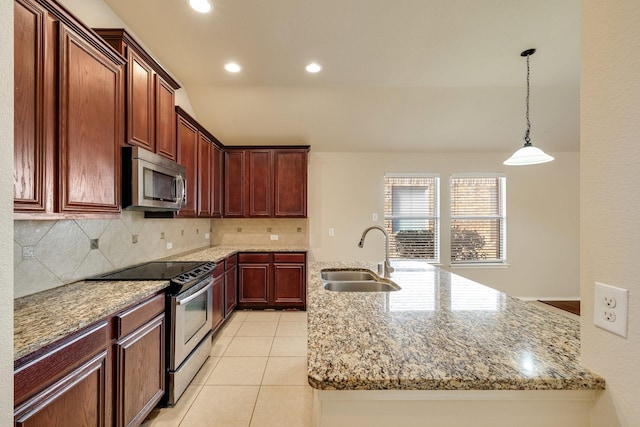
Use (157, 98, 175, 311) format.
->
(308, 151, 580, 298)
(581, 1, 640, 425)
(1, 0, 14, 424)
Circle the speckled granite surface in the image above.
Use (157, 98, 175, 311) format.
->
(307, 260, 605, 391)
(14, 245, 308, 361)
(14, 280, 168, 361)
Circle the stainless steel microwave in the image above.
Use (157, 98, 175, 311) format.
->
(122, 146, 187, 211)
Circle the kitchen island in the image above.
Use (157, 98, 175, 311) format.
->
(307, 261, 604, 427)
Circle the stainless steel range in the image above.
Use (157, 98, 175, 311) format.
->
(89, 261, 216, 405)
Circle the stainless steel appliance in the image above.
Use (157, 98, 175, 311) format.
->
(122, 146, 187, 212)
(88, 261, 216, 405)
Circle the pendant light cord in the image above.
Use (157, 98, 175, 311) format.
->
(524, 53, 531, 145)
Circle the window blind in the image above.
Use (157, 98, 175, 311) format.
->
(384, 174, 439, 262)
(450, 175, 506, 263)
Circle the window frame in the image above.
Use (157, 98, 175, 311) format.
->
(449, 173, 507, 266)
(384, 173, 440, 263)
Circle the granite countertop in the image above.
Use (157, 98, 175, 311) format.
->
(307, 260, 605, 392)
(14, 245, 309, 361)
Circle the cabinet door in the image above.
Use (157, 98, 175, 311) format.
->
(224, 264, 237, 316)
(212, 274, 225, 332)
(58, 24, 122, 214)
(14, 0, 54, 213)
(197, 133, 212, 217)
(237, 262, 270, 307)
(274, 149, 308, 217)
(223, 150, 245, 217)
(211, 144, 223, 218)
(14, 350, 109, 427)
(115, 314, 165, 427)
(176, 114, 198, 217)
(155, 75, 176, 160)
(273, 261, 306, 309)
(246, 149, 272, 217)
(126, 48, 154, 151)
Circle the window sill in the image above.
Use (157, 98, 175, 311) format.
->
(448, 263, 510, 269)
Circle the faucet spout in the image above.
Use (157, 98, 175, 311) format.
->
(357, 226, 394, 278)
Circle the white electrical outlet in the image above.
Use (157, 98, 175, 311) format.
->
(372, 213, 378, 221)
(166, 242, 173, 250)
(205, 232, 210, 239)
(594, 282, 628, 337)
(270, 234, 279, 241)
(328, 228, 335, 237)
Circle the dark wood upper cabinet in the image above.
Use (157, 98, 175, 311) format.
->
(223, 150, 246, 217)
(176, 107, 223, 218)
(14, 0, 126, 218)
(274, 149, 308, 217)
(176, 113, 198, 218)
(224, 147, 309, 218)
(197, 133, 212, 217)
(247, 150, 273, 217)
(14, 0, 51, 213)
(94, 28, 180, 161)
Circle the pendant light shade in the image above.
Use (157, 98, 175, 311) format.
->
(504, 49, 554, 166)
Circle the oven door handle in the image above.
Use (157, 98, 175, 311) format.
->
(176, 280, 212, 306)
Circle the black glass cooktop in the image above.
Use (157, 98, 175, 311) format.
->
(88, 261, 209, 281)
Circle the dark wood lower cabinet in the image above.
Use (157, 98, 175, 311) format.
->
(212, 271, 225, 332)
(224, 255, 238, 317)
(14, 293, 166, 427)
(237, 252, 306, 310)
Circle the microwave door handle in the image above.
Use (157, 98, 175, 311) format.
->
(173, 175, 186, 205)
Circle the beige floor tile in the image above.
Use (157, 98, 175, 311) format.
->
(179, 385, 259, 427)
(141, 384, 203, 426)
(207, 357, 268, 385)
(270, 336, 308, 357)
(236, 321, 278, 337)
(249, 386, 313, 427)
(219, 320, 243, 337)
(245, 311, 282, 322)
(211, 335, 233, 356)
(230, 310, 250, 321)
(278, 311, 308, 322)
(191, 356, 220, 385)
(275, 321, 307, 337)
(262, 357, 309, 386)
(225, 336, 274, 357)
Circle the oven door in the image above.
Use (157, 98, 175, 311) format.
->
(170, 277, 213, 370)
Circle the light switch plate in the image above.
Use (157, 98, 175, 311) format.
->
(594, 282, 628, 337)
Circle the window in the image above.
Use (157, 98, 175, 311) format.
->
(384, 174, 439, 262)
(450, 174, 506, 264)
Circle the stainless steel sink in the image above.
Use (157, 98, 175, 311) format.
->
(320, 270, 377, 282)
(320, 268, 401, 292)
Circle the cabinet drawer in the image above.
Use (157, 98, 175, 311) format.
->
(116, 293, 165, 339)
(225, 254, 237, 269)
(238, 253, 270, 263)
(273, 252, 306, 263)
(14, 321, 109, 406)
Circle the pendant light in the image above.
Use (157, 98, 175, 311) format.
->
(503, 49, 554, 166)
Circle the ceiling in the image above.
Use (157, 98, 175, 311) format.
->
(102, 0, 580, 153)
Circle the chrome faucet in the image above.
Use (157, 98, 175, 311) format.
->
(358, 226, 394, 278)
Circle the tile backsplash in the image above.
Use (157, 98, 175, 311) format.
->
(210, 218, 309, 247)
(14, 211, 211, 298)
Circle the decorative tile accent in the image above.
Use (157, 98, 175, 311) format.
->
(36, 221, 88, 283)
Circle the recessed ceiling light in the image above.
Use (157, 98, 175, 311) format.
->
(305, 62, 322, 73)
(225, 62, 241, 73)
(189, 0, 212, 13)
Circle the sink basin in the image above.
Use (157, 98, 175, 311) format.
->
(323, 280, 401, 292)
(320, 268, 401, 292)
(320, 270, 377, 282)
